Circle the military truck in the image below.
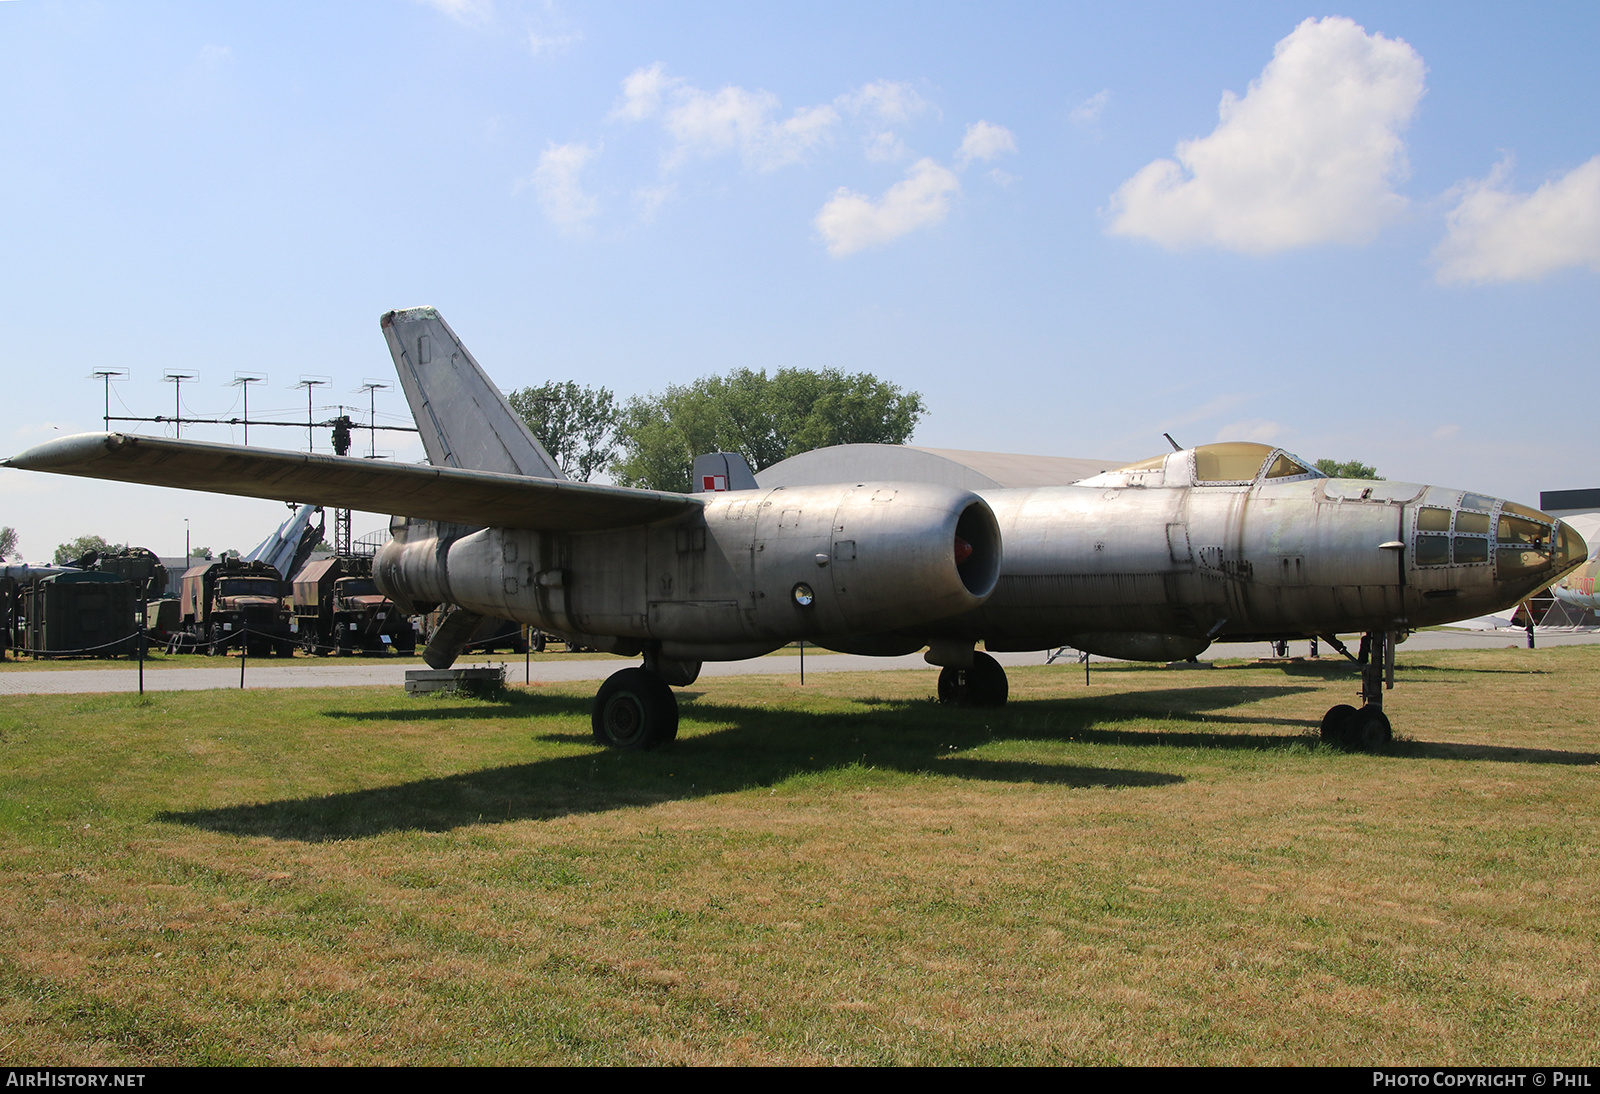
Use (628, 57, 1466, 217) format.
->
(290, 556, 415, 655)
(174, 559, 293, 656)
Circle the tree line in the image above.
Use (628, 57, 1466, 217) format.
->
(509, 367, 927, 493)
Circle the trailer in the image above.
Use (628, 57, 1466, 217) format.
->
(24, 571, 138, 658)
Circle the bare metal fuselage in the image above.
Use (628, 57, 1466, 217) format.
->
(374, 453, 1581, 664)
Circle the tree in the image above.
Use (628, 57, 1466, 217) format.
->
(53, 534, 118, 566)
(0, 527, 17, 561)
(190, 546, 214, 560)
(507, 381, 618, 482)
(1315, 458, 1383, 480)
(612, 367, 926, 492)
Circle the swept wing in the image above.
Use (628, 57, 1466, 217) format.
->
(3, 432, 699, 532)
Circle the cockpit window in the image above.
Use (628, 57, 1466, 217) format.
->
(1193, 442, 1275, 483)
(1418, 507, 1452, 532)
(1263, 453, 1312, 479)
(1498, 514, 1549, 547)
(1461, 493, 1497, 511)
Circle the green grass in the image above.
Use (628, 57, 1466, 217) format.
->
(1, 646, 1596, 1064)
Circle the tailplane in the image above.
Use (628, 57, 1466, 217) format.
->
(381, 307, 564, 479)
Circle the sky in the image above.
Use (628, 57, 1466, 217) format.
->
(1, 0, 1597, 561)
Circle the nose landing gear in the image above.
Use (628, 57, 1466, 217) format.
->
(1320, 629, 1396, 749)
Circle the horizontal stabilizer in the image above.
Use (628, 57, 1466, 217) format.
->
(4, 434, 700, 532)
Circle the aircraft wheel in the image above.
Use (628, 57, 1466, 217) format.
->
(936, 652, 1009, 707)
(1320, 704, 1357, 744)
(592, 668, 679, 751)
(1347, 706, 1392, 750)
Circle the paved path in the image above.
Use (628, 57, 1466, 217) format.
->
(0, 628, 1593, 697)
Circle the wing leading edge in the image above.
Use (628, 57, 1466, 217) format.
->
(3, 433, 701, 531)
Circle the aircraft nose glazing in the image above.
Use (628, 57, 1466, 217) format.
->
(1492, 501, 1570, 585)
(1552, 520, 1587, 574)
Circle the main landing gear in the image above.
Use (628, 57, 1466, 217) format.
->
(590, 650, 697, 750)
(1320, 630, 1396, 750)
(592, 668, 679, 750)
(936, 651, 1009, 707)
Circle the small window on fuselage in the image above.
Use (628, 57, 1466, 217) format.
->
(1415, 535, 1450, 567)
(1418, 507, 1451, 532)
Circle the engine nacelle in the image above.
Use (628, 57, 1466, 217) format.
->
(374, 482, 1003, 659)
(734, 481, 1001, 643)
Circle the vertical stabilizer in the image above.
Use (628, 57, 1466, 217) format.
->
(381, 308, 565, 479)
(691, 452, 759, 493)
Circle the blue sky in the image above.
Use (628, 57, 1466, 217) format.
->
(2, 1, 1597, 559)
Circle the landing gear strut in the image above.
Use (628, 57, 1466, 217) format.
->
(937, 651, 1009, 707)
(1320, 629, 1396, 749)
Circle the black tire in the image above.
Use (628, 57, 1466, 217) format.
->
(592, 668, 679, 750)
(1347, 706, 1392, 750)
(937, 665, 963, 704)
(936, 652, 1008, 707)
(1320, 704, 1357, 743)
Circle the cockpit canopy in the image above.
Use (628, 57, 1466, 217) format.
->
(1078, 442, 1323, 489)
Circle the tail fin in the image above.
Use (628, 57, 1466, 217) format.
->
(381, 307, 564, 479)
(691, 451, 759, 493)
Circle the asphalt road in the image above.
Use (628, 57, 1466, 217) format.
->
(1, 628, 1594, 696)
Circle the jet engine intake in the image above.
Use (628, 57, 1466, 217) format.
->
(766, 483, 1001, 639)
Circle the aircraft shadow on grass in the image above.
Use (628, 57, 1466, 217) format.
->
(162, 682, 1597, 841)
(162, 684, 1314, 841)
(1214, 658, 1549, 679)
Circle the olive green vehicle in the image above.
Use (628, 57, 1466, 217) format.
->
(175, 558, 294, 657)
(290, 556, 415, 655)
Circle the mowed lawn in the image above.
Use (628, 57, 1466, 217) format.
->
(1, 646, 1595, 1065)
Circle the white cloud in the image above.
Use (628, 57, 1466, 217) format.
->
(415, 0, 492, 24)
(613, 66, 840, 171)
(529, 30, 582, 57)
(198, 44, 232, 68)
(633, 184, 673, 222)
(838, 80, 928, 125)
(1069, 90, 1109, 127)
(1433, 155, 1600, 284)
(1107, 16, 1425, 254)
(612, 63, 674, 122)
(1216, 418, 1283, 444)
(529, 142, 600, 231)
(956, 121, 1017, 167)
(863, 131, 908, 163)
(815, 158, 960, 257)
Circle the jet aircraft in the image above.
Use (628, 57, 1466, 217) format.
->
(5, 308, 1587, 750)
(1552, 554, 1600, 615)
